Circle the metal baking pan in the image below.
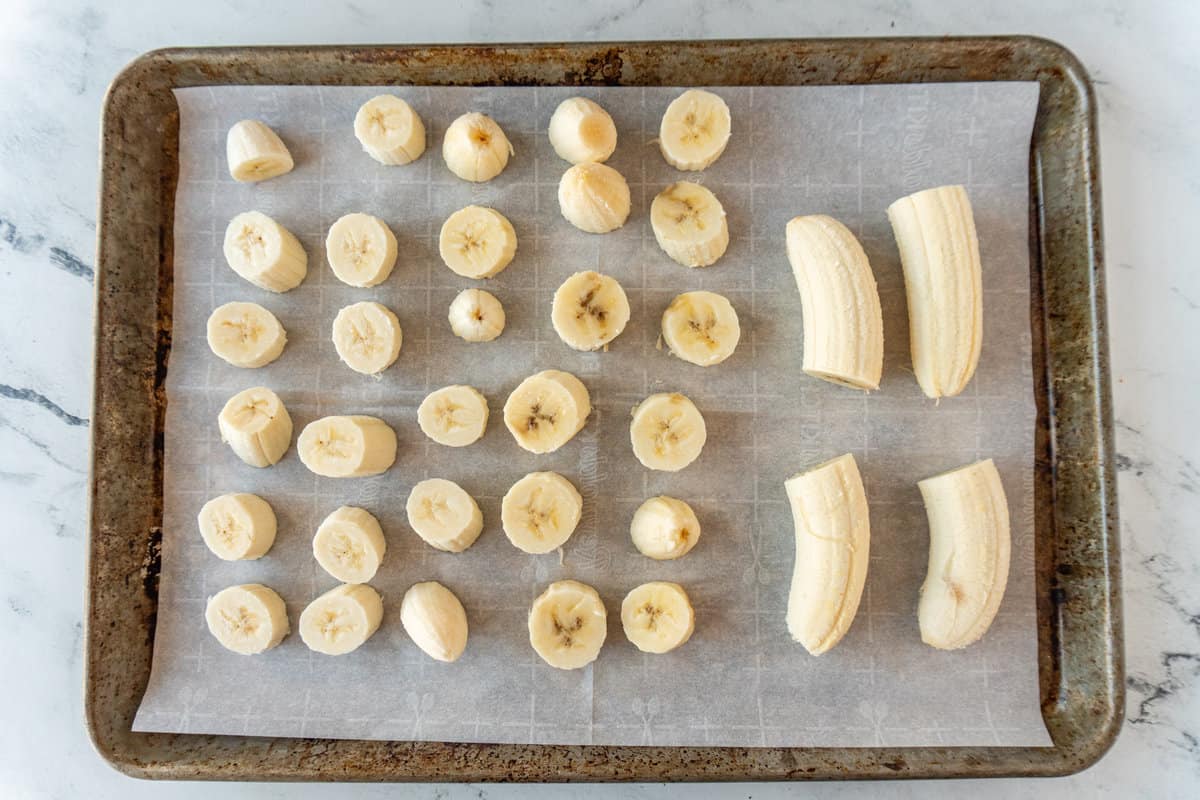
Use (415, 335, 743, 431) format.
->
(88, 37, 1120, 781)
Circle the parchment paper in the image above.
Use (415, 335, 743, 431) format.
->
(134, 82, 1050, 747)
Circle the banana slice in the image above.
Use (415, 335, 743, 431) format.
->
(448, 288, 506, 342)
(197, 493, 276, 561)
(354, 94, 426, 165)
(223, 211, 308, 293)
(405, 478, 484, 553)
(331, 301, 402, 375)
(629, 495, 700, 560)
(661, 291, 740, 367)
(312, 506, 386, 584)
(297, 415, 397, 478)
(438, 206, 517, 279)
(442, 112, 513, 182)
(621, 581, 695, 654)
(217, 386, 293, 468)
(501, 471, 583, 554)
(503, 369, 591, 453)
(226, 120, 294, 182)
(400, 581, 469, 663)
(205, 583, 289, 655)
(629, 392, 706, 472)
(658, 89, 732, 171)
(548, 97, 617, 164)
(417, 385, 489, 447)
(550, 270, 631, 351)
(325, 212, 398, 288)
(528, 580, 607, 670)
(557, 162, 631, 233)
(206, 301, 287, 368)
(299, 583, 383, 656)
(650, 182, 729, 267)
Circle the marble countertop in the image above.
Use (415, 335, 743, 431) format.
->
(1, 1, 1195, 797)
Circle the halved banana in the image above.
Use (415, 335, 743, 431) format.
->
(205, 583, 289, 655)
(206, 301, 287, 368)
(503, 369, 591, 453)
(417, 385, 489, 447)
(658, 89, 731, 171)
(550, 270, 631, 351)
(331, 301, 402, 375)
(197, 493, 276, 561)
(223, 211, 308, 292)
(400, 581, 469, 663)
(629, 495, 700, 560)
(661, 290, 740, 367)
(438, 206, 517, 279)
(312, 505, 386, 584)
(442, 112, 513, 182)
(621, 581, 695, 654)
(325, 212, 398, 287)
(501, 471, 582, 554)
(448, 288, 506, 342)
(650, 182, 729, 267)
(629, 392, 706, 472)
(217, 386, 293, 468)
(528, 580, 607, 670)
(548, 97, 617, 164)
(226, 120, 294, 183)
(299, 583, 383, 656)
(405, 478, 484, 553)
(354, 94, 426, 166)
(297, 415, 397, 478)
(557, 162, 631, 233)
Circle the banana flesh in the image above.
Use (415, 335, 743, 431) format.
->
(442, 112, 513, 182)
(206, 301, 287, 368)
(629, 495, 700, 560)
(312, 505, 386, 584)
(503, 369, 591, 454)
(400, 581, 469, 663)
(299, 583, 383, 656)
(557, 162, 631, 233)
(621, 581, 695, 654)
(438, 206, 517, 279)
(205, 583, 289, 654)
(417, 385, 489, 447)
(548, 97, 617, 164)
(354, 94, 426, 165)
(650, 181, 729, 267)
(325, 212, 398, 287)
(501, 471, 583, 554)
(297, 415, 397, 478)
(197, 493, 277, 561)
(550, 270, 631, 351)
(528, 580, 607, 670)
(658, 89, 731, 171)
(660, 290, 740, 367)
(629, 392, 707, 472)
(217, 386, 293, 468)
(406, 478, 485, 553)
(226, 120, 294, 182)
(448, 288, 506, 342)
(223, 211, 308, 293)
(331, 300, 402, 375)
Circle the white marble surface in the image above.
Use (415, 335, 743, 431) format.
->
(0, 0, 1195, 797)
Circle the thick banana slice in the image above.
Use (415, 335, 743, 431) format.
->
(205, 583, 289, 654)
(785, 453, 870, 656)
(312, 506, 386, 584)
(299, 583, 383, 656)
(621, 581, 695, 654)
(354, 94, 426, 165)
(650, 182, 729, 267)
(417, 385, 489, 447)
(405, 478, 484, 553)
(548, 97, 617, 164)
(217, 386, 293, 468)
(658, 89, 731, 171)
(297, 415, 397, 478)
(442, 112, 513, 182)
(557, 162, 631, 233)
(226, 120, 294, 182)
(918, 459, 1011, 650)
(528, 580, 607, 670)
(438, 206, 517, 279)
(503, 369, 591, 453)
(206, 301, 287, 368)
(785, 215, 884, 391)
(887, 185, 983, 398)
(448, 288, 506, 341)
(629, 495, 700, 560)
(197, 493, 276, 561)
(325, 212, 398, 287)
(550, 270, 631, 351)
(661, 291, 740, 367)
(331, 301, 402, 375)
(501, 471, 583, 554)
(223, 211, 308, 292)
(400, 581, 469, 663)
(629, 392, 707, 472)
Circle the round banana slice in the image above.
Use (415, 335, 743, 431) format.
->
(417, 385, 489, 447)
(661, 291, 741, 367)
(558, 162, 631, 234)
(206, 301, 287, 368)
(331, 301, 402, 375)
(197, 493, 277, 561)
(401, 581, 469, 663)
(448, 288, 506, 342)
(550, 270, 631, 351)
(442, 112, 513, 182)
(406, 478, 484, 553)
(629, 496, 701, 560)
(226, 120, 294, 183)
(218, 386, 293, 468)
(658, 89, 732, 171)
(548, 97, 617, 164)
(503, 369, 591, 454)
(629, 392, 707, 472)
(528, 580, 607, 670)
(354, 94, 426, 165)
(501, 471, 583, 554)
(325, 212, 398, 287)
(297, 415, 397, 478)
(438, 206, 517, 279)
(621, 581, 695, 654)
(205, 583, 289, 655)
(650, 182, 729, 267)
(312, 506, 387, 583)
(223, 211, 308, 293)
(299, 583, 383, 656)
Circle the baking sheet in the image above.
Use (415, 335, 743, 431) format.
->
(133, 82, 1048, 747)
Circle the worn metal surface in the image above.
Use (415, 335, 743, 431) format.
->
(88, 37, 1120, 781)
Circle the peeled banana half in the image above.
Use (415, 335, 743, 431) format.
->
(528, 580, 607, 670)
